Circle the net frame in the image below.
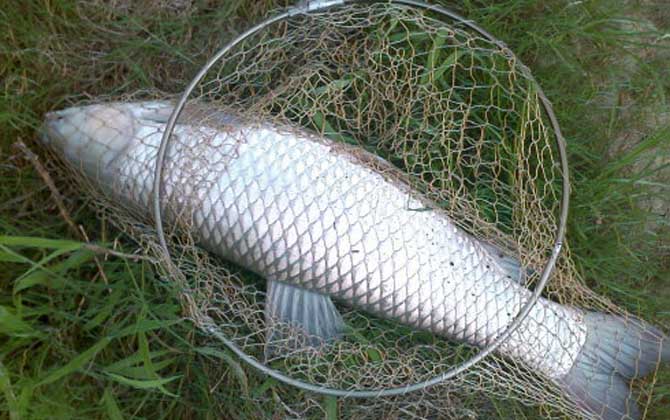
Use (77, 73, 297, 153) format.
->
(151, 0, 571, 398)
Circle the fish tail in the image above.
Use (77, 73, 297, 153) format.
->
(557, 312, 669, 419)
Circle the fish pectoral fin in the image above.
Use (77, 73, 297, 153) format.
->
(479, 241, 534, 284)
(264, 280, 344, 357)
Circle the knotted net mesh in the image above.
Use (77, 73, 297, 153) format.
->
(46, 2, 665, 419)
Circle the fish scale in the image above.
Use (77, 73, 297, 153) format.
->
(103, 109, 586, 380)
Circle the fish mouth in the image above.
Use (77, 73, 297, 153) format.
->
(41, 110, 68, 146)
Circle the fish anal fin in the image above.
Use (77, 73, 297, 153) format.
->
(265, 280, 344, 357)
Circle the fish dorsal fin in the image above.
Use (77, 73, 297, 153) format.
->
(265, 280, 344, 356)
(137, 102, 239, 127)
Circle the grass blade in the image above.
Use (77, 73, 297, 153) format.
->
(325, 395, 338, 420)
(194, 346, 249, 396)
(0, 236, 82, 250)
(0, 362, 20, 420)
(0, 305, 41, 338)
(104, 372, 181, 397)
(101, 387, 124, 420)
(111, 319, 181, 339)
(37, 337, 111, 387)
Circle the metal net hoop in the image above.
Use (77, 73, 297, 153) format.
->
(152, 0, 570, 398)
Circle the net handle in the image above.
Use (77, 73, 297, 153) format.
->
(153, 0, 570, 398)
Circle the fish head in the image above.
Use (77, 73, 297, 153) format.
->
(41, 101, 173, 179)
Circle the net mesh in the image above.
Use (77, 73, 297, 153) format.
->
(46, 3, 665, 418)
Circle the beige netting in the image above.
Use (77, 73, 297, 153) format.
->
(47, 2, 665, 419)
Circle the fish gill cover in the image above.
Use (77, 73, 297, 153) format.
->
(39, 2, 667, 419)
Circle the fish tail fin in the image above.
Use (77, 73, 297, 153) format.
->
(558, 312, 669, 420)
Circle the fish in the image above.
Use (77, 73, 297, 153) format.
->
(41, 101, 669, 419)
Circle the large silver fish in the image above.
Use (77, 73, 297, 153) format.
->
(41, 101, 668, 419)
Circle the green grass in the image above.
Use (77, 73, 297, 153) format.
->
(1, 0, 669, 418)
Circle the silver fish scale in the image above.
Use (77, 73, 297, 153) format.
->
(97, 108, 586, 379)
